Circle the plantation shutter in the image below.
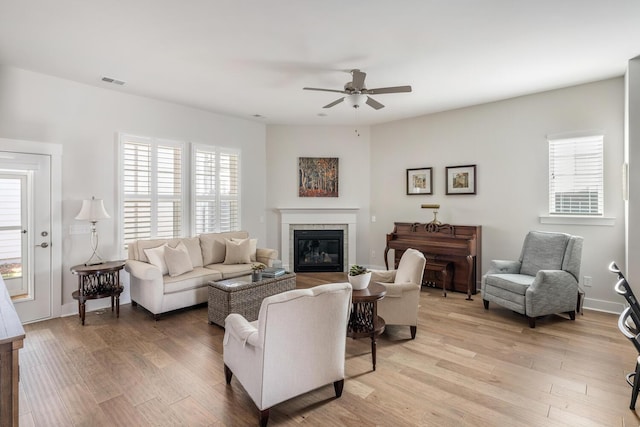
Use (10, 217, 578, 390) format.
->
(194, 146, 240, 234)
(548, 135, 603, 216)
(121, 135, 184, 247)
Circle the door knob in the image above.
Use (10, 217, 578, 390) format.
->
(37, 242, 49, 248)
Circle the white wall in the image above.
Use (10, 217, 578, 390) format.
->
(265, 125, 372, 267)
(626, 57, 640, 292)
(369, 78, 625, 312)
(0, 66, 267, 315)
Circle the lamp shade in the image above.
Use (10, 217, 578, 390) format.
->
(345, 93, 367, 109)
(75, 197, 110, 221)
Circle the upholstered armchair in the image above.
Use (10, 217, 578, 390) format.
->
(223, 283, 352, 427)
(370, 248, 426, 339)
(482, 231, 583, 328)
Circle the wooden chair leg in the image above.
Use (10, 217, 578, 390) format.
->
(410, 325, 417, 339)
(527, 316, 536, 328)
(260, 409, 270, 427)
(568, 310, 576, 320)
(334, 379, 344, 397)
(483, 299, 489, 310)
(224, 364, 233, 384)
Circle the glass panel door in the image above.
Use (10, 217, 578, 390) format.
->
(0, 173, 29, 297)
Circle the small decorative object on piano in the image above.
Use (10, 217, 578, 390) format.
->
(262, 267, 286, 278)
(348, 264, 371, 290)
(421, 204, 441, 226)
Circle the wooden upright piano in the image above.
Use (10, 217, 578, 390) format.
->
(384, 222, 482, 299)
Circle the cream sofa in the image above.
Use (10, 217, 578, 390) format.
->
(125, 231, 278, 319)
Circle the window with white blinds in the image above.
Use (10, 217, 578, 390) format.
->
(548, 135, 603, 216)
(194, 145, 240, 234)
(121, 135, 185, 246)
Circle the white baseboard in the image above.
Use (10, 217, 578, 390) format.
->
(61, 295, 132, 318)
(583, 297, 624, 314)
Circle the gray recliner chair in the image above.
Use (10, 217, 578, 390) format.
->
(482, 231, 583, 328)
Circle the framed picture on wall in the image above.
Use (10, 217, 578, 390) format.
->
(406, 167, 433, 195)
(446, 165, 476, 195)
(298, 157, 339, 197)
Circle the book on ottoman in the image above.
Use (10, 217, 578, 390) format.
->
(262, 267, 286, 278)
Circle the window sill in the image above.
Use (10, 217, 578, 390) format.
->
(538, 215, 615, 226)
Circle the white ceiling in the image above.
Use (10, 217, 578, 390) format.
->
(1, 1, 639, 126)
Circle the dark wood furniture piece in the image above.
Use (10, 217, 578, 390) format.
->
(347, 282, 386, 371)
(71, 261, 125, 325)
(385, 222, 482, 300)
(0, 278, 25, 427)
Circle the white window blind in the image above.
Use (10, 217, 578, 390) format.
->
(121, 135, 184, 246)
(194, 146, 240, 234)
(548, 135, 603, 216)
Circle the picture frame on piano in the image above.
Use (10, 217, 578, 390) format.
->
(446, 165, 476, 195)
(406, 167, 433, 195)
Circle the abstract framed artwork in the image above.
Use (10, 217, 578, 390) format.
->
(406, 167, 433, 195)
(298, 157, 339, 197)
(446, 164, 476, 195)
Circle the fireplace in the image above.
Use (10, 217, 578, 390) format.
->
(294, 229, 344, 272)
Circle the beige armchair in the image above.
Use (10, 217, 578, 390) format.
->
(370, 248, 426, 339)
(223, 283, 352, 427)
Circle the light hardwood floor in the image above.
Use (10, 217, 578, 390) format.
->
(17, 273, 640, 426)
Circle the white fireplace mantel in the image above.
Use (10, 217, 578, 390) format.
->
(278, 208, 359, 272)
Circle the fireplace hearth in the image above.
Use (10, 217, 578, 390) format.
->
(294, 229, 344, 272)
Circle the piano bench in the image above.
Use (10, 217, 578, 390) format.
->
(424, 261, 454, 297)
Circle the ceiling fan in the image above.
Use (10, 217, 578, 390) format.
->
(303, 69, 412, 110)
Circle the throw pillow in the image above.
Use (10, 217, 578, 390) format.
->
(164, 242, 194, 277)
(143, 243, 169, 276)
(181, 237, 204, 268)
(231, 237, 258, 262)
(223, 238, 252, 264)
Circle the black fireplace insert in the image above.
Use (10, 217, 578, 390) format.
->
(294, 229, 344, 272)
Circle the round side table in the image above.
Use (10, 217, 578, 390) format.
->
(347, 282, 386, 371)
(70, 260, 125, 325)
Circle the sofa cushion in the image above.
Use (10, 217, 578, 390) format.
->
(224, 238, 252, 264)
(520, 232, 569, 276)
(144, 243, 169, 275)
(181, 236, 204, 268)
(165, 243, 194, 277)
(205, 263, 252, 278)
(163, 267, 222, 294)
(200, 231, 248, 265)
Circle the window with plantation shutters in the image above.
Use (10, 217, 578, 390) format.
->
(121, 135, 185, 247)
(548, 135, 603, 216)
(194, 145, 240, 234)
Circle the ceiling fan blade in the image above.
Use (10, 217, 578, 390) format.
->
(351, 69, 366, 90)
(303, 87, 347, 94)
(323, 97, 345, 108)
(364, 85, 412, 95)
(366, 96, 385, 110)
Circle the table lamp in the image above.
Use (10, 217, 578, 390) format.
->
(75, 196, 110, 265)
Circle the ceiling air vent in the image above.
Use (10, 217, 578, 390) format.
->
(101, 76, 126, 85)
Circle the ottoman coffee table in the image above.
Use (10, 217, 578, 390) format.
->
(208, 272, 296, 327)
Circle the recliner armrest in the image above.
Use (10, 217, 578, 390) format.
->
(224, 313, 260, 348)
(369, 269, 396, 283)
(377, 281, 420, 298)
(487, 260, 521, 275)
(528, 270, 578, 293)
(125, 259, 162, 281)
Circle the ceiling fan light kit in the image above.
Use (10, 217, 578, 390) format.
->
(304, 69, 412, 110)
